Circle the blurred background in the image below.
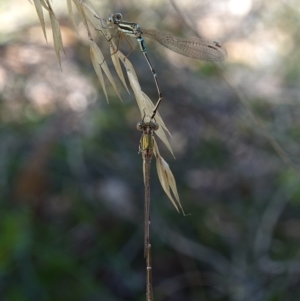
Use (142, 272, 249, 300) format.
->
(1, 0, 300, 300)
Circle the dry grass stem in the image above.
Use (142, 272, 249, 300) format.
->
(90, 41, 122, 101)
(66, 0, 79, 35)
(90, 41, 108, 101)
(49, 11, 64, 68)
(110, 43, 130, 94)
(32, 0, 47, 41)
(154, 141, 185, 214)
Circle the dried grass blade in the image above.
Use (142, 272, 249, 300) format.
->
(90, 41, 122, 101)
(66, 0, 78, 34)
(90, 41, 108, 101)
(118, 51, 138, 82)
(154, 142, 185, 214)
(33, 0, 47, 41)
(49, 11, 65, 68)
(110, 42, 129, 94)
(126, 68, 149, 115)
(153, 142, 179, 212)
(71, 0, 89, 32)
(81, 2, 103, 29)
(40, 0, 50, 10)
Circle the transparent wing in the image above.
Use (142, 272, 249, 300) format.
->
(141, 28, 227, 61)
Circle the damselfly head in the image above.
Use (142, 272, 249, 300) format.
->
(108, 13, 123, 24)
(137, 121, 159, 131)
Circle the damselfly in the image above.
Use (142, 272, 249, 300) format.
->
(137, 118, 159, 301)
(97, 13, 227, 119)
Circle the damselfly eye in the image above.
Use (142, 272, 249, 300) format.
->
(113, 13, 123, 23)
(150, 122, 159, 131)
(137, 122, 144, 131)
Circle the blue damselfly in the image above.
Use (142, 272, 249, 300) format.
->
(97, 13, 227, 119)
